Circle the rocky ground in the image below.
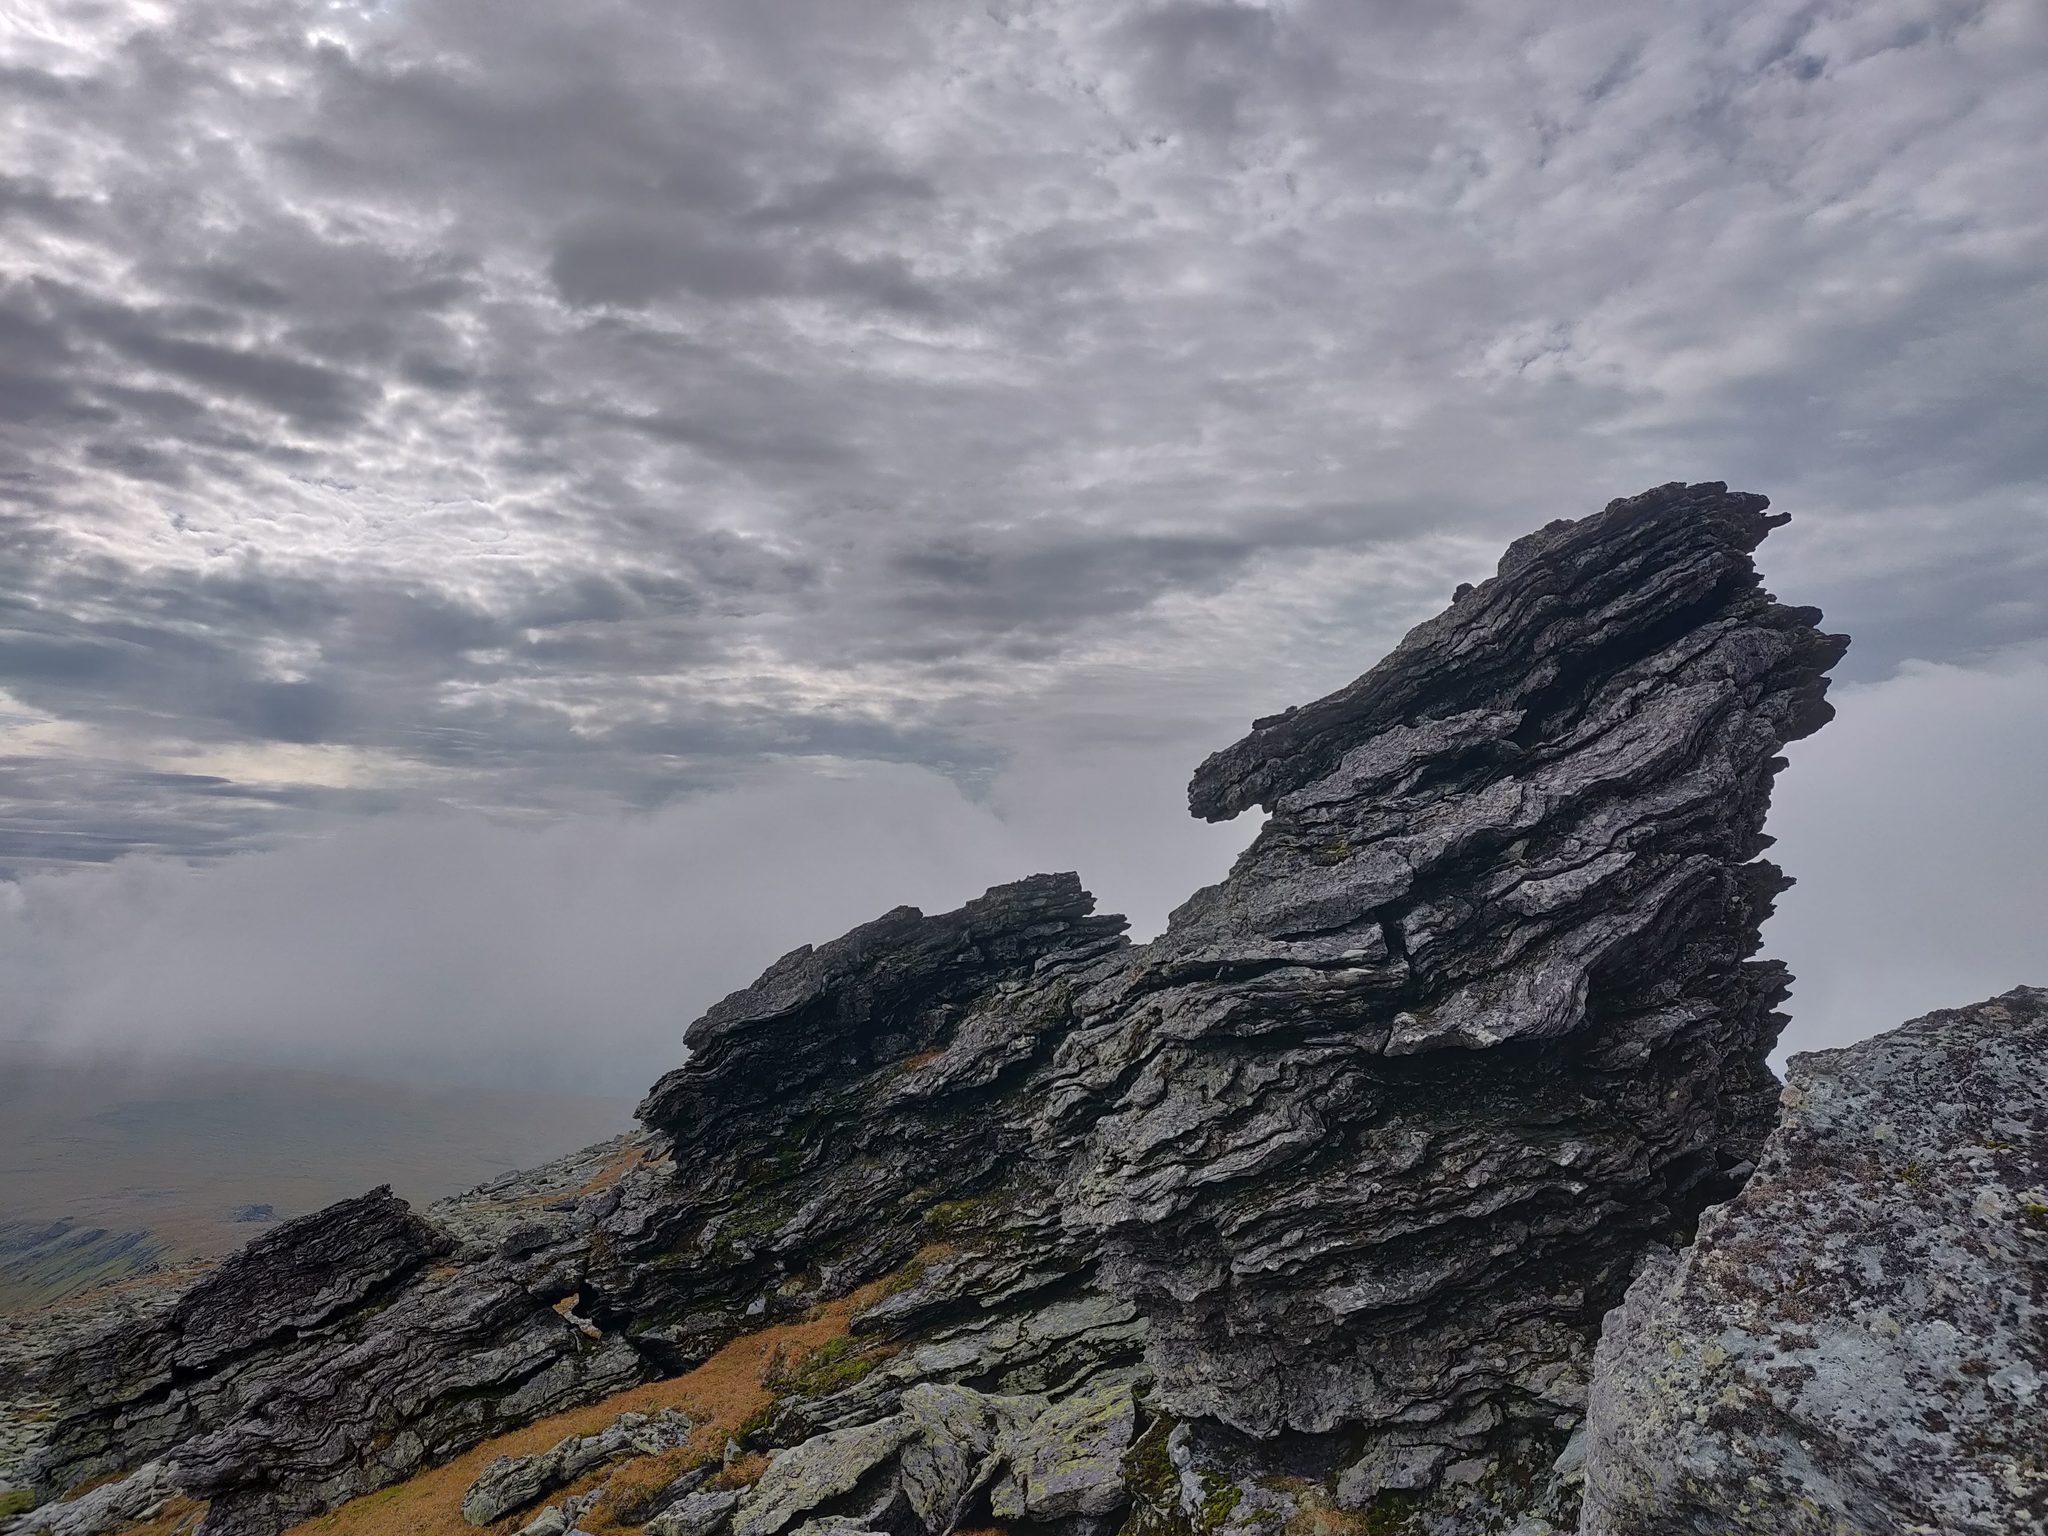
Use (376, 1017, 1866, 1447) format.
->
(0, 483, 2035, 1536)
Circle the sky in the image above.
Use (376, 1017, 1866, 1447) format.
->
(0, 0, 2041, 1092)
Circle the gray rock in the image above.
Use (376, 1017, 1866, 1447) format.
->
(5, 1461, 174, 1536)
(644, 1486, 741, 1536)
(896, 1382, 1037, 1531)
(1336, 1441, 1453, 1503)
(988, 1382, 1136, 1521)
(732, 1417, 915, 1536)
(462, 1409, 692, 1525)
(1578, 987, 2048, 1535)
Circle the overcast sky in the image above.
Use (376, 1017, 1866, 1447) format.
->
(0, 0, 2041, 1090)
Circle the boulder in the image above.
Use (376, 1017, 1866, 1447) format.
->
(731, 1417, 916, 1536)
(1578, 987, 2048, 1534)
(462, 1410, 692, 1525)
(989, 1383, 1137, 1521)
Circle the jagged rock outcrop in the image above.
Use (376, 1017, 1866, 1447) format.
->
(1, 482, 1868, 1536)
(1054, 482, 1844, 1467)
(1578, 986, 2048, 1535)
(1, 1168, 650, 1535)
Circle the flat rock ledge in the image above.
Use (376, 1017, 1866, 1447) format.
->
(1578, 986, 2048, 1536)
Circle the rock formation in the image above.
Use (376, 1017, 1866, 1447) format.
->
(1, 481, 1895, 1536)
(1578, 986, 2048, 1535)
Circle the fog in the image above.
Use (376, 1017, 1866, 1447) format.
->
(0, 748, 1252, 1093)
(0, 645, 2039, 1095)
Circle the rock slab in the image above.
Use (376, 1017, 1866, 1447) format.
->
(1578, 986, 2048, 1535)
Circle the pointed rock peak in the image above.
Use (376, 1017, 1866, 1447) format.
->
(1188, 481, 1847, 822)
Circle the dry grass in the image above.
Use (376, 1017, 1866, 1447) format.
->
(117, 1497, 208, 1536)
(286, 1273, 901, 1536)
(512, 1142, 660, 1211)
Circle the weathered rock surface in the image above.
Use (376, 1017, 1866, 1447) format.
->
(1061, 482, 1844, 1475)
(2, 482, 1883, 1536)
(462, 1409, 693, 1525)
(3, 1461, 175, 1536)
(1578, 986, 2048, 1536)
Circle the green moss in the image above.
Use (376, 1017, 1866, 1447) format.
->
(876, 1248, 939, 1299)
(922, 1191, 1001, 1232)
(736, 1398, 783, 1445)
(766, 1333, 889, 1398)
(0, 1491, 36, 1519)
(1123, 1416, 1178, 1501)
(1352, 1490, 1427, 1536)
(1119, 1417, 1259, 1536)
(1200, 1473, 1243, 1527)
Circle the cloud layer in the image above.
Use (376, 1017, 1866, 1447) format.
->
(1, 650, 2038, 1091)
(0, 753, 1253, 1090)
(4, 0, 2045, 868)
(0, 0, 2041, 1079)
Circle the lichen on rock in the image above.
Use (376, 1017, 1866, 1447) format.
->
(1577, 986, 2048, 1535)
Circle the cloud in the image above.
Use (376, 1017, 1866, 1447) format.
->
(4, 636, 2037, 1095)
(0, 0, 2041, 1066)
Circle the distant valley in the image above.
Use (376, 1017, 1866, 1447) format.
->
(0, 1049, 635, 1312)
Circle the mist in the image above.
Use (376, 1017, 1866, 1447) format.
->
(0, 748, 1253, 1093)
(1, 645, 2039, 1094)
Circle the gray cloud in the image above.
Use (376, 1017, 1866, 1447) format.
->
(0, 0, 2042, 1074)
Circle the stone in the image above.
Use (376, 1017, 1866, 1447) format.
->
(643, 1486, 741, 1536)
(731, 1417, 916, 1536)
(4, 1461, 175, 1536)
(461, 1410, 693, 1525)
(1577, 986, 2048, 1535)
(1071, 485, 1846, 1450)
(895, 1382, 1037, 1531)
(989, 1382, 1137, 1521)
(1335, 1441, 1453, 1504)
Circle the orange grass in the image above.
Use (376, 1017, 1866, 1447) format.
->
(117, 1497, 208, 1536)
(513, 1142, 660, 1211)
(286, 1274, 899, 1536)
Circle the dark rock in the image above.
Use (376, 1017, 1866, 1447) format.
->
(1577, 986, 2048, 1535)
(1063, 481, 1846, 1468)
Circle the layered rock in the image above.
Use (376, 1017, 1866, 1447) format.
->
(1578, 986, 2048, 1535)
(1, 482, 1861, 1536)
(1054, 482, 1845, 1466)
